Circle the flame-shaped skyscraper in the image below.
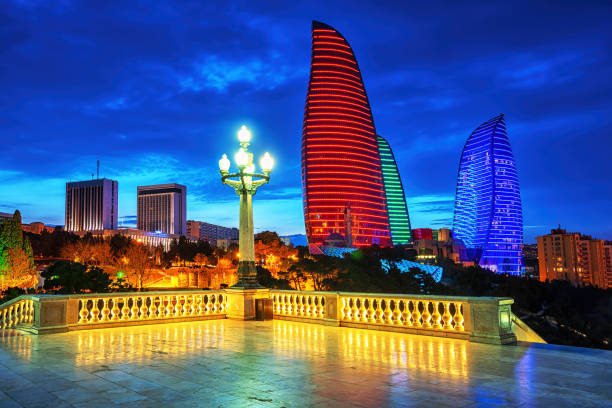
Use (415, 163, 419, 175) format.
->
(452, 114, 523, 274)
(302, 21, 411, 249)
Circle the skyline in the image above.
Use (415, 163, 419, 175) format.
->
(1, 1, 611, 242)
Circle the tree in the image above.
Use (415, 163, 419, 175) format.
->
(42, 261, 111, 294)
(4, 247, 38, 289)
(125, 243, 153, 290)
(194, 253, 209, 267)
(0, 210, 37, 290)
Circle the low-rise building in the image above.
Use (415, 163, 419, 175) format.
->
(186, 220, 238, 245)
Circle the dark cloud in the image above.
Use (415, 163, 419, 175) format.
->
(1, 0, 610, 242)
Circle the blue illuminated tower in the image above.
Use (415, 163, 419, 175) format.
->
(452, 114, 523, 275)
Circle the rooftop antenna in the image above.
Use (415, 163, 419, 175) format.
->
(97, 159, 100, 179)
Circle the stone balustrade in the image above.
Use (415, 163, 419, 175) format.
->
(0, 296, 35, 329)
(270, 291, 517, 344)
(0, 290, 226, 334)
(0, 289, 522, 344)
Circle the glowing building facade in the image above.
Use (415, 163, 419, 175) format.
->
(452, 114, 523, 275)
(65, 178, 118, 232)
(137, 184, 186, 235)
(302, 21, 392, 249)
(377, 135, 411, 245)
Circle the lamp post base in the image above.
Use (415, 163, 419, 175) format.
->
(225, 287, 270, 320)
(231, 261, 263, 289)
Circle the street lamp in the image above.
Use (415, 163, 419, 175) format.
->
(219, 125, 274, 288)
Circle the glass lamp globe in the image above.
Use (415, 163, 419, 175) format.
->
(260, 152, 274, 173)
(219, 154, 230, 172)
(235, 148, 249, 168)
(238, 125, 252, 144)
(245, 164, 255, 174)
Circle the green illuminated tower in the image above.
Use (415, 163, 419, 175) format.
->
(377, 135, 412, 244)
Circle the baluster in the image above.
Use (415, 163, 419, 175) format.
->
(195, 295, 202, 315)
(422, 301, 432, 328)
(442, 301, 453, 330)
(357, 298, 365, 323)
(341, 297, 350, 321)
(1, 308, 6, 329)
(16, 302, 23, 325)
(170, 295, 178, 316)
(100, 299, 110, 322)
(403, 300, 412, 327)
(28, 300, 34, 323)
(220, 294, 226, 313)
(7, 305, 13, 328)
(130, 297, 140, 320)
(90, 299, 100, 323)
(111, 298, 120, 321)
(121, 297, 131, 321)
(411, 300, 422, 328)
(212, 294, 219, 314)
(454, 303, 464, 331)
(180, 295, 187, 316)
(78, 300, 88, 323)
(151, 296, 160, 319)
(163, 296, 171, 317)
(140, 297, 149, 319)
(430, 301, 441, 329)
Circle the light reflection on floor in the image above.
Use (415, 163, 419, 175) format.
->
(0, 319, 610, 407)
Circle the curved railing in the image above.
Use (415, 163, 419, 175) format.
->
(0, 296, 35, 329)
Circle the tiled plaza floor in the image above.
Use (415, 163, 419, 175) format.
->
(0, 319, 610, 407)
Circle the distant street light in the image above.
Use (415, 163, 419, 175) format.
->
(219, 125, 273, 288)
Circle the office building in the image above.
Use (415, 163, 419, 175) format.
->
(301, 20, 393, 249)
(538, 227, 611, 288)
(137, 184, 186, 235)
(452, 114, 523, 275)
(65, 178, 118, 232)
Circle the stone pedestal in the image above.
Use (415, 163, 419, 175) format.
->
(467, 297, 516, 344)
(225, 288, 270, 320)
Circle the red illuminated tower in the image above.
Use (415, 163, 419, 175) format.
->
(302, 21, 392, 249)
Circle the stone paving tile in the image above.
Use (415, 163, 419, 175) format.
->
(0, 319, 611, 407)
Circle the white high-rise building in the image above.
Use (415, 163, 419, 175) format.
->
(137, 183, 186, 235)
(65, 178, 118, 232)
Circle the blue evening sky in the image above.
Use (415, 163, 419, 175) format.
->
(1, 1, 611, 243)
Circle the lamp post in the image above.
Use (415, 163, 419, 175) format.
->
(219, 125, 274, 289)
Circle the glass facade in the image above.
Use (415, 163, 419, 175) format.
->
(377, 135, 412, 245)
(452, 114, 523, 275)
(302, 21, 392, 248)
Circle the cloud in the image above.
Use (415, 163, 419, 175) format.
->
(406, 195, 455, 229)
(498, 53, 587, 89)
(180, 55, 304, 93)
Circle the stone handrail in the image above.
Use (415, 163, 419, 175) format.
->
(512, 313, 547, 343)
(270, 290, 517, 344)
(0, 290, 227, 334)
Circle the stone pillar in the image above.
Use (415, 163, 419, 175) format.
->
(323, 292, 341, 325)
(30, 297, 71, 334)
(467, 297, 516, 344)
(233, 190, 261, 289)
(226, 288, 270, 320)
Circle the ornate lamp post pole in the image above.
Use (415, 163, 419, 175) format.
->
(219, 125, 274, 289)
